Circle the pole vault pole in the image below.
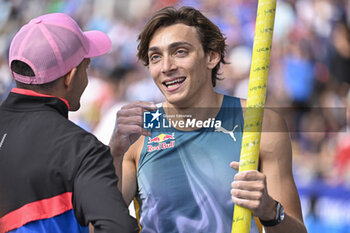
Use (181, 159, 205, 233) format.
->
(231, 0, 277, 233)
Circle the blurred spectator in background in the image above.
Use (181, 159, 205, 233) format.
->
(330, 20, 350, 86)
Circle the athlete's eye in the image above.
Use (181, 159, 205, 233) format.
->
(175, 49, 188, 57)
(150, 54, 161, 63)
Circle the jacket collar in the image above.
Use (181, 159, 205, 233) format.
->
(2, 88, 70, 118)
(11, 88, 70, 109)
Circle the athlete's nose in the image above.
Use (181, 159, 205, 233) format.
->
(161, 55, 177, 74)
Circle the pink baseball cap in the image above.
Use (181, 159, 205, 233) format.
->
(9, 13, 112, 84)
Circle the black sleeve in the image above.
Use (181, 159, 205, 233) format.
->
(72, 142, 139, 233)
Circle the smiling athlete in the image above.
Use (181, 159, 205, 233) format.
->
(109, 6, 307, 233)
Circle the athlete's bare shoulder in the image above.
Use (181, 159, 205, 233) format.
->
(238, 98, 290, 159)
(262, 108, 288, 133)
(239, 98, 247, 117)
(124, 135, 145, 168)
(260, 108, 291, 162)
(239, 98, 247, 107)
(239, 98, 288, 134)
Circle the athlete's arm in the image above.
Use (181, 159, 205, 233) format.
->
(122, 137, 145, 205)
(260, 110, 306, 233)
(231, 109, 307, 233)
(109, 101, 156, 191)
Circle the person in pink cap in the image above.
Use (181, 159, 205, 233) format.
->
(0, 13, 139, 233)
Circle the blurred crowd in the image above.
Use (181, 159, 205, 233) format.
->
(0, 0, 349, 229)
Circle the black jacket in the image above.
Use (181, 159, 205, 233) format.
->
(0, 89, 139, 233)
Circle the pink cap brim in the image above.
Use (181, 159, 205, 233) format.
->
(84, 30, 112, 58)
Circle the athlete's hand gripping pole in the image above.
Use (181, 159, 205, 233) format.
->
(231, 0, 277, 233)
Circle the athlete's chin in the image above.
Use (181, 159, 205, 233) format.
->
(164, 93, 189, 108)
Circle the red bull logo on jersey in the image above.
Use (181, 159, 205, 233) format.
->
(147, 133, 175, 152)
(148, 133, 175, 143)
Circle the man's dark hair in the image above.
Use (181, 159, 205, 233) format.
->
(11, 59, 84, 92)
(11, 60, 35, 77)
(137, 6, 228, 87)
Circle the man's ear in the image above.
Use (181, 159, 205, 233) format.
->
(63, 67, 78, 90)
(207, 51, 221, 70)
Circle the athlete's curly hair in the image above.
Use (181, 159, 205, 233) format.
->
(137, 6, 228, 87)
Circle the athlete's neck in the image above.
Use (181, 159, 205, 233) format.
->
(163, 92, 223, 126)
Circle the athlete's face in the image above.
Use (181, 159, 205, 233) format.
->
(148, 23, 218, 107)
